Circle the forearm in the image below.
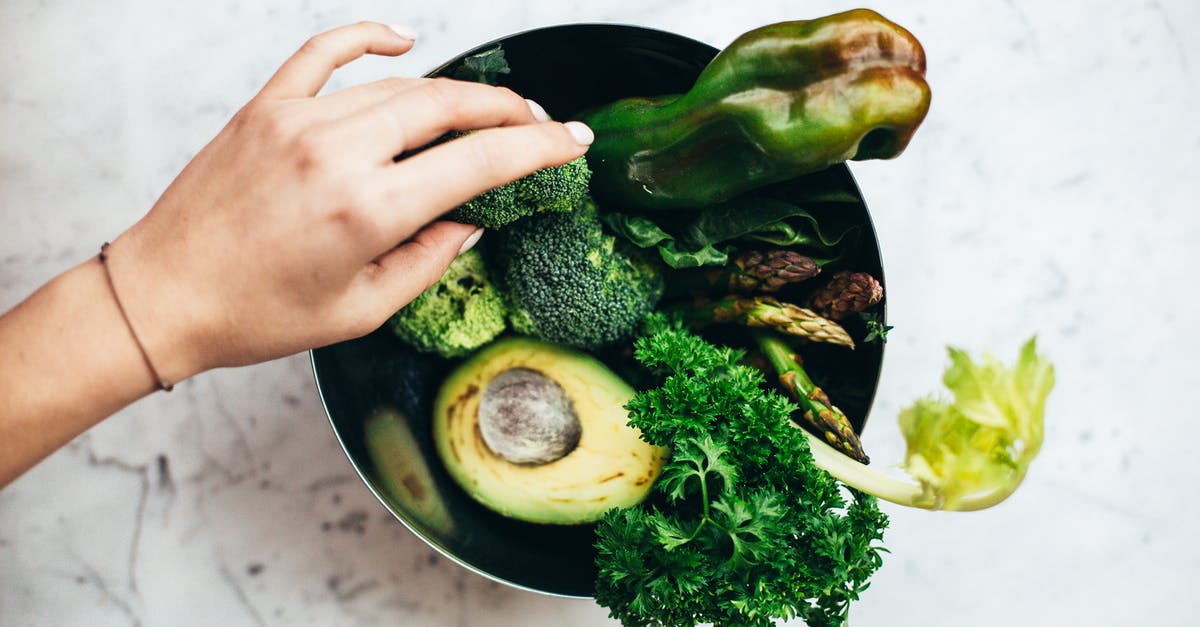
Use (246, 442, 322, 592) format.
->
(0, 256, 160, 486)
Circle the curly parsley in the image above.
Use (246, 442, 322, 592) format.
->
(594, 314, 888, 626)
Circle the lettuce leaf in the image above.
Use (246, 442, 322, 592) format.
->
(601, 194, 860, 269)
(898, 338, 1055, 509)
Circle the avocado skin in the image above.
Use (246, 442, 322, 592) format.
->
(433, 337, 666, 525)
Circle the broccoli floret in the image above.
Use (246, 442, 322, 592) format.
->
(495, 198, 665, 350)
(389, 248, 507, 358)
(449, 155, 590, 229)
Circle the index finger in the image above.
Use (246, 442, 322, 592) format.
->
(375, 121, 593, 237)
(257, 22, 416, 100)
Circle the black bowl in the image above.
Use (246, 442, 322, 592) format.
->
(311, 23, 886, 598)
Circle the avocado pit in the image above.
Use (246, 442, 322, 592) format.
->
(477, 368, 582, 465)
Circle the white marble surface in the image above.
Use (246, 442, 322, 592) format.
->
(2, 0, 1198, 625)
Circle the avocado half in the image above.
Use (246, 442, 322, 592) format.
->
(364, 408, 454, 534)
(433, 337, 666, 525)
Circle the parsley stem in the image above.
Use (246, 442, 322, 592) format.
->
(682, 462, 737, 544)
(687, 467, 712, 543)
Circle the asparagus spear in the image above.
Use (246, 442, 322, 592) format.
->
(805, 270, 883, 320)
(667, 249, 820, 297)
(754, 331, 869, 464)
(721, 249, 822, 292)
(679, 295, 855, 348)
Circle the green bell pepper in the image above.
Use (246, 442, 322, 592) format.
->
(581, 9, 931, 210)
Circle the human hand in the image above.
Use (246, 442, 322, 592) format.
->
(102, 22, 593, 385)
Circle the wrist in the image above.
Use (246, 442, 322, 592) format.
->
(101, 229, 214, 383)
(63, 257, 168, 395)
(98, 243, 175, 391)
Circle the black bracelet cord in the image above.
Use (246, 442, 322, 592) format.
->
(98, 242, 173, 392)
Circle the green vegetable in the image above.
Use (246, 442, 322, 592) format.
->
(432, 337, 667, 525)
(442, 42, 577, 229)
(793, 338, 1054, 511)
(429, 46, 592, 231)
(756, 332, 868, 464)
(860, 311, 893, 345)
(601, 191, 859, 269)
(495, 198, 664, 350)
(580, 9, 930, 211)
(448, 45, 510, 84)
(595, 314, 887, 627)
(448, 154, 591, 229)
(805, 271, 884, 321)
(719, 249, 821, 293)
(677, 295, 855, 348)
(668, 249, 821, 297)
(364, 409, 453, 533)
(389, 248, 507, 358)
(600, 211, 728, 268)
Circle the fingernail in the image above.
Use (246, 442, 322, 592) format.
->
(564, 121, 594, 146)
(388, 24, 418, 40)
(526, 99, 551, 122)
(457, 228, 484, 255)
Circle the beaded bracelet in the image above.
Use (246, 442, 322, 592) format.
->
(98, 243, 173, 392)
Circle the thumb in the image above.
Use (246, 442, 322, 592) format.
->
(356, 220, 484, 319)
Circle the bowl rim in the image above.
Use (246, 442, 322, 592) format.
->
(311, 20, 888, 600)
